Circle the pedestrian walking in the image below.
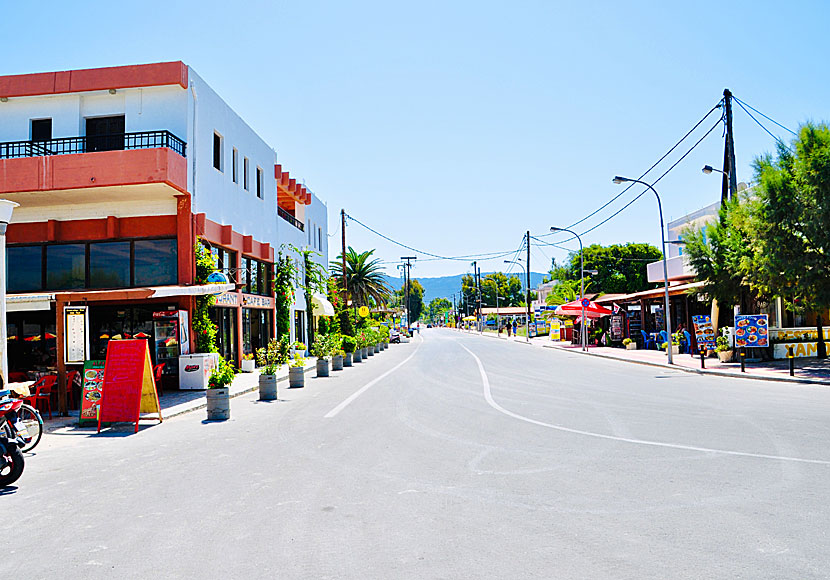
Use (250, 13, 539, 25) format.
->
(512, 319, 518, 337)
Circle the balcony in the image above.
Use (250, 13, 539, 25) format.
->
(278, 206, 304, 231)
(0, 130, 186, 159)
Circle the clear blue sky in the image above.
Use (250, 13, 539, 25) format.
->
(3, 0, 829, 280)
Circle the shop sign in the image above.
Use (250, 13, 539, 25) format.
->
(692, 315, 716, 350)
(98, 339, 162, 433)
(242, 294, 274, 309)
(64, 306, 89, 364)
(734, 314, 769, 348)
(214, 292, 239, 307)
(773, 328, 830, 341)
(550, 319, 561, 341)
(79, 360, 105, 426)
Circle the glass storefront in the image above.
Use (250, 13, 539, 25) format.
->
(88, 305, 163, 362)
(210, 307, 238, 364)
(242, 308, 272, 355)
(7, 309, 57, 373)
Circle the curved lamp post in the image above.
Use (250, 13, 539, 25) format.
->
(612, 176, 673, 364)
(0, 200, 19, 383)
(505, 260, 530, 343)
(549, 226, 587, 352)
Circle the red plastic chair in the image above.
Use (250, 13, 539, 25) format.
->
(65, 370, 80, 410)
(23, 374, 57, 419)
(153, 363, 165, 396)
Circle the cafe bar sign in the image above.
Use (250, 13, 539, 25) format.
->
(64, 306, 89, 364)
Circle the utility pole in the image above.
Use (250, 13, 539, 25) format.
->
(339, 209, 351, 335)
(401, 257, 416, 329)
(722, 89, 738, 205)
(526, 230, 531, 338)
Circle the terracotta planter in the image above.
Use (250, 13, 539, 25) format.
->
(206, 387, 230, 421)
(289, 366, 305, 388)
(258, 374, 277, 401)
(316, 358, 330, 377)
(344, 352, 353, 367)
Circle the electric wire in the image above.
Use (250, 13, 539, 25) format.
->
(733, 96, 797, 136)
(536, 100, 724, 237)
(733, 97, 793, 147)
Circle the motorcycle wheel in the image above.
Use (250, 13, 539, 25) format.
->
(1, 404, 44, 452)
(0, 442, 24, 487)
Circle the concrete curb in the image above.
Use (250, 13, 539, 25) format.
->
(541, 342, 830, 387)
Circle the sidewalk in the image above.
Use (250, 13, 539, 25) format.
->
(467, 327, 830, 386)
(41, 358, 319, 433)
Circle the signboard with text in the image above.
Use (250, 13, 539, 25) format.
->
(64, 306, 89, 364)
(735, 314, 769, 348)
(610, 315, 624, 341)
(79, 360, 105, 425)
(692, 315, 716, 351)
(98, 340, 162, 433)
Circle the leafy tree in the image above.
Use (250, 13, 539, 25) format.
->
(565, 243, 662, 294)
(480, 272, 525, 307)
(545, 278, 592, 306)
(193, 241, 218, 353)
(274, 248, 298, 340)
(459, 274, 477, 315)
(330, 247, 392, 308)
(427, 297, 452, 322)
(397, 279, 425, 322)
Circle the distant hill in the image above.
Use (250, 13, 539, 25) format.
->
(383, 272, 547, 303)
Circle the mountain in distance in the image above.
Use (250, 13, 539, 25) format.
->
(382, 272, 547, 303)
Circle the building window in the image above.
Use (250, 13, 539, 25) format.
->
(31, 119, 52, 142)
(8, 246, 43, 292)
(134, 239, 177, 286)
(210, 246, 237, 283)
(86, 115, 125, 152)
(232, 148, 238, 183)
(89, 241, 131, 288)
(213, 132, 223, 171)
(240, 257, 271, 295)
(318, 227, 322, 252)
(46, 244, 86, 290)
(256, 167, 263, 199)
(243, 157, 249, 190)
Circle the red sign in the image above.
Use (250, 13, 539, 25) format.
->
(79, 360, 105, 425)
(98, 340, 162, 433)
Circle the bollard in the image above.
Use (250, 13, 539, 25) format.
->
(700, 350, 706, 369)
(740, 347, 746, 372)
(788, 345, 795, 376)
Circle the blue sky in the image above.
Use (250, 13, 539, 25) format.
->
(3, 0, 829, 280)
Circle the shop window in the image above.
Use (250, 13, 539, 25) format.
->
(89, 241, 131, 288)
(46, 244, 86, 290)
(134, 239, 177, 286)
(8, 246, 43, 292)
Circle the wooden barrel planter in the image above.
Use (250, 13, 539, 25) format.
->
(289, 366, 305, 388)
(343, 353, 353, 367)
(332, 354, 344, 371)
(259, 374, 277, 401)
(316, 358, 330, 378)
(206, 388, 230, 421)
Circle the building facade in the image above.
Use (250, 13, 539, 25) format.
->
(0, 61, 328, 402)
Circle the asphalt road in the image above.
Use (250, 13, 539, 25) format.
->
(4, 328, 830, 579)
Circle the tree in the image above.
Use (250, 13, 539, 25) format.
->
(545, 278, 592, 306)
(330, 247, 392, 308)
(295, 246, 328, 348)
(427, 297, 452, 322)
(565, 243, 662, 295)
(274, 248, 298, 340)
(748, 123, 830, 357)
(480, 272, 525, 307)
(397, 279, 424, 322)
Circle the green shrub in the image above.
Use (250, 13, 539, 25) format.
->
(342, 335, 357, 354)
(208, 356, 235, 389)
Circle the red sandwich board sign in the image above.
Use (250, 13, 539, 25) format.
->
(98, 339, 162, 433)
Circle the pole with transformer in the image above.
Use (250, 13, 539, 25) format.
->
(721, 89, 738, 205)
(401, 257, 416, 329)
(340, 209, 351, 333)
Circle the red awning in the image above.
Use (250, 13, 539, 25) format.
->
(553, 299, 613, 319)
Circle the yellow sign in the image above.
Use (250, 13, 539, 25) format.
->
(358, 306, 370, 317)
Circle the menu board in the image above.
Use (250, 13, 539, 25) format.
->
(98, 340, 162, 433)
(610, 315, 624, 341)
(64, 306, 89, 364)
(692, 315, 717, 351)
(734, 314, 769, 348)
(79, 360, 105, 425)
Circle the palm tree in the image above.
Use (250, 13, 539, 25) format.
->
(330, 247, 392, 307)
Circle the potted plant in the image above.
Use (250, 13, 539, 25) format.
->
(363, 331, 374, 357)
(241, 352, 256, 373)
(289, 342, 306, 387)
(206, 356, 235, 421)
(715, 329, 733, 362)
(342, 335, 356, 366)
(256, 337, 289, 401)
(330, 334, 344, 371)
(372, 329, 381, 354)
(312, 335, 331, 378)
(623, 337, 637, 351)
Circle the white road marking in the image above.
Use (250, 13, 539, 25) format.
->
(324, 335, 424, 418)
(459, 343, 830, 466)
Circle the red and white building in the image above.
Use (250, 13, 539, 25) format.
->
(0, 61, 329, 404)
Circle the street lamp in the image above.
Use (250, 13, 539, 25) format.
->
(505, 260, 530, 343)
(0, 200, 19, 383)
(702, 165, 729, 178)
(549, 227, 588, 352)
(612, 176, 673, 364)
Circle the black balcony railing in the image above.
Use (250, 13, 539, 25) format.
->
(0, 130, 186, 159)
(278, 206, 304, 231)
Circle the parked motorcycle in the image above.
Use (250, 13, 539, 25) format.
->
(0, 390, 43, 452)
(0, 432, 24, 487)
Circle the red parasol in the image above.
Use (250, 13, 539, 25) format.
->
(553, 299, 613, 319)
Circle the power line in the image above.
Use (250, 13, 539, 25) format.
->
(733, 97, 793, 147)
(536, 99, 724, 238)
(733, 96, 797, 136)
